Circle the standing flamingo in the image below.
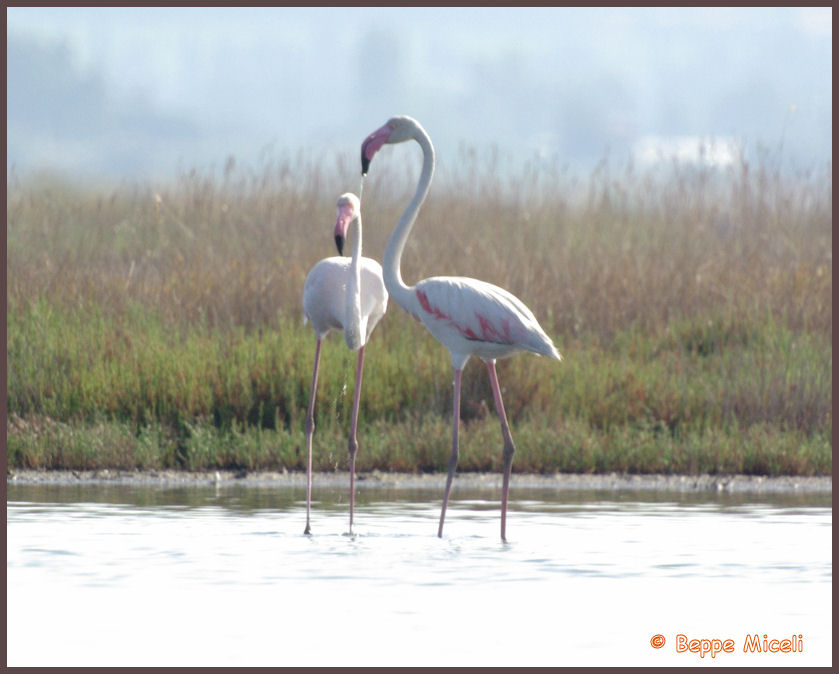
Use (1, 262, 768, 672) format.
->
(360, 116, 562, 541)
(302, 193, 388, 534)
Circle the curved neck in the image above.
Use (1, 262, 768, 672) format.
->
(344, 213, 364, 350)
(383, 124, 435, 309)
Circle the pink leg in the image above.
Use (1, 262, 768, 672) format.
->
(438, 368, 462, 538)
(486, 360, 516, 542)
(303, 338, 322, 535)
(347, 345, 365, 533)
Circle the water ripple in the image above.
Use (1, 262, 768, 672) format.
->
(6, 485, 832, 667)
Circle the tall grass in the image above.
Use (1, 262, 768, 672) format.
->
(6, 148, 832, 475)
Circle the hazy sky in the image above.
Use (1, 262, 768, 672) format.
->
(7, 6, 832, 181)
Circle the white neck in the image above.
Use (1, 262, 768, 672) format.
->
(344, 212, 365, 350)
(382, 121, 435, 313)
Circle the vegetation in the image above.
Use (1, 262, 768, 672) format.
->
(6, 148, 832, 475)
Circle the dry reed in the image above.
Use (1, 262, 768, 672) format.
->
(6, 147, 832, 474)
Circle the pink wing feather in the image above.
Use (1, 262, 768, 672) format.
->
(414, 276, 561, 360)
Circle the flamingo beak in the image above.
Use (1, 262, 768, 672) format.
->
(334, 202, 354, 255)
(361, 124, 392, 175)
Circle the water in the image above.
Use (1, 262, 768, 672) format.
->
(7, 483, 832, 666)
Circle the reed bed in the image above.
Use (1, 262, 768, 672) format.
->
(6, 148, 832, 475)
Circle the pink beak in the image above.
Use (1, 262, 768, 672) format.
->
(334, 201, 355, 255)
(361, 124, 392, 175)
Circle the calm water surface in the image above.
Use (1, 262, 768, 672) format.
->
(7, 483, 832, 666)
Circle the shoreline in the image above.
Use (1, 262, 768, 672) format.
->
(6, 469, 832, 493)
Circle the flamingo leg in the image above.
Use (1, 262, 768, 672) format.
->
(438, 368, 463, 538)
(304, 338, 323, 535)
(486, 360, 516, 542)
(347, 345, 365, 533)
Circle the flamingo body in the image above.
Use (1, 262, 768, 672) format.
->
(411, 276, 561, 369)
(303, 256, 386, 347)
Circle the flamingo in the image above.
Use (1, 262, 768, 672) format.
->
(360, 116, 562, 541)
(302, 192, 388, 535)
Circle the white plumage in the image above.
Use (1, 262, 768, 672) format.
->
(302, 255, 387, 348)
(411, 276, 561, 369)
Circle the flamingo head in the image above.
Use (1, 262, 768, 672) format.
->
(361, 115, 421, 175)
(334, 192, 360, 255)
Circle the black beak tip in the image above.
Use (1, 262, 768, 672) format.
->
(361, 152, 370, 176)
(335, 234, 345, 256)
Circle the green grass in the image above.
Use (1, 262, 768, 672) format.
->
(7, 298, 831, 476)
(6, 151, 832, 476)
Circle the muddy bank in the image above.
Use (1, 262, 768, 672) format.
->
(6, 469, 832, 493)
